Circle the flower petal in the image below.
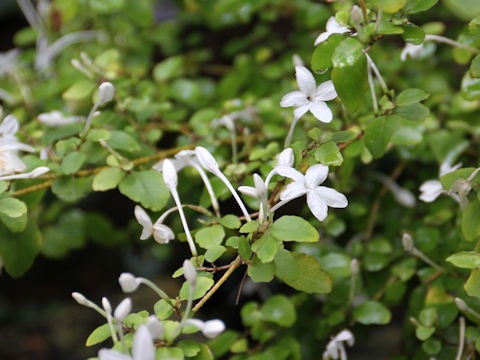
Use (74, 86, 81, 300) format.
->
(0, 115, 19, 136)
(295, 66, 316, 97)
(280, 182, 307, 201)
(280, 91, 308, 107)
(315, 186, 348, 208)
(314, 32, 330, 46)
(305, 164, 329, 188)
(134, 205, 153, 240)
(238, 185, 258, 198)
(276, 147, 294, 167)
(309, 101, 333, 123)
(326, 16, 349, 34)
(152, 223, 175, 244)
(202, 319, 226, 339)
(293, 104, 310, 120)
(132, 325, 155, 360)
(275, 165, 304, 183)
(306, 191, 329, 221)
(419, 180, 443, 202)
(315, 80, 337, 101)
(98, 349, 132, 360)
(335, 330, 355, 346)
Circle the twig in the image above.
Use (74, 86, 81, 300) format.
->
(192, 256, 242, 313)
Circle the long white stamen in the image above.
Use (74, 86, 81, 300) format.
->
(425, 34, 480, 53)
(191, 163, 220, 216)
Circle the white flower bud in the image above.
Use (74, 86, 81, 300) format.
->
(350, 259, 359, 276)
(201, 319, 225, 339)
(292, 54, 304, 67)
(195, 146, 220, 175)
(119, 273, 140, 293)
(102, 297, 112, 314)
(351, 5, 362, 25)
(114, 298, 132, 321)
(402, 233, 415, 252)
(146, 315, 164, 339)
(0, 114, 19, 136)
(277, 148, 294, 168)
(183, 259, 197, 284)
(162, 159, 178, 191)
(152, 223, 175, 244)
(28, 166, 50, 178)
(72, 292, 89, 306)
(98, 82, 115, 105)
(455, 297, 469, 312)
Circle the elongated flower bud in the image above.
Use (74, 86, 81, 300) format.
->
(162, 159, 178, 191)
(102, 297, 112, 314)
(277, 148, 294, 167)
(114, 298, 132, 321)
(146, 315, 164, 339)
(202, 319, 225, 339)
(195, 146, 220, 175)
(119, 273, 140, 293)
(402, 233, 415, 252)
(183, 259, 197, 284)
(455, 297, 469, 312)
(72, 292, 89, 306)
(98, 82, 115, 105)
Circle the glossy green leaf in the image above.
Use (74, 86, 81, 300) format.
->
(118, 170, 169, 211)
(354, 301, 392, 325)
(51, 176, 93, 202)
(195, 224, 225, 249)
(396, 88, 429, 105)
(364, 115, 400, 158)
(204, 245, 227, 262)
(154, 299, 174, 320)
(86, 323, 110, 346)
(248, 257, 275, 283)
(271, 216, 319, 243)
(311, 33, 345, 71)
(92, 167, 125, 191)
(332, 38, 364, 68)
(314, 141, 343, 166)
(106, 130, 141, 153)
(217, 215, 241, 229)
(180, 276, 214, 300)
(447, 251, 480, 268)
(177, 340, 200, 357)
(274, 248, 298, 283)
(466, 269, 480, 298)
(0, 197, 27, 218)
(260, 295, 296, 327)
(416, 326, 435, 341)
(157, 347, 184, 360)
(61, 151, 86, 175)
(462, 200, 480, 241)
(252, 233, 279, 263)
(401, 24, 425, 44)
(0, 221, 41, 278)
(404, 0, 438, 13)
(62, 80, 96, 101)
(471, 53, 480, 78)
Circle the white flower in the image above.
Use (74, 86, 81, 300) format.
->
(400, 43, 424, 61)
(195, 146, 220, 175)
(134, 205, 174, 244)
(98, 82, 115, 105)
(185, 318, 226, 339)
(238, 173, 269, 221)
(314, 16, 350, 46)
(38, 110, 82, 127)
(292, 54, 304, 67)
(0, 50, 20, 77)
(419, 161, 461, 203)
(276, 164, 348, 222)
(99, 325, 155, 360)
(119, 273, 140, 293)
(280, 66, 337, 122)
(162, 159, 178, 191)
(276, 147, 294, 168)
(323, 329, 355, 359)
(113, 298, 132, 322)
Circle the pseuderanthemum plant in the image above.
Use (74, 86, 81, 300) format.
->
(2, 0, 480, 359)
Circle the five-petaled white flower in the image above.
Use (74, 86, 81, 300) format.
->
(134, 205, 174, 244)
(323, 329, 355, 360)
(276, 164, 347, 221)
(314, 16, 350, 46)
(280, 66, 337, 123)
(98, 325, 155, 360)
(419, 161, 462, 203)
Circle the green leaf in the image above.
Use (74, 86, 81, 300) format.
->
(180, 276, 214, 300)
(0, 221, 41, 278)
(462, 201, 480, 241)
(462, 71, 480, 100)
(61, 151, 87, 175)
(274, 248, 298, 283)
(118, 170, 169, 211)
(396, 88, 429, 105)
(401, 24, 425, 45)
(331, 130, 357, 143)
(239, 220, 259, 233)
(252, 233, 279, 263)
(354, 301, 392, 325)
(395, 103, 430, 120)
(271, 216, 319, 243)
(208, 331, 239, 358)
(92, 167, 125, 191)
(440, 168, 474, 190)
(217, 215, 241, 229)
(278, 252, 331, 294)
(369, 0, 406, 13)
(86, 323, 110, 346)
(471, 54, 480, 78)
(154, 299, 174, 320)
(178, 340, 200, 357)
(332, 44, 367, 113)
(416, 326, 435, 341)
(466, 269, 480, 298)
(190, 343, 213, 360)
(89, 0, 124, 14)
(157, 347, 184, 360)
(314, 141, 343, 166)
(153, 56, 184, 82)
(311, 33, 345, 71)
(422, 338, 441, 355)
(204, 245, 227, 262)
(419, 308, 437, 327)
(51, 176, 93, 202)
(260, 295, 297, 327)
(62, 80, 96, 102)
(107, 130, 141, 153)
(405, 0, 438, 13)
(238, 236, 253, 260)
(248, 257, 275, 283)
(364, 115, 400, 158)
(0, 212, 28, 233)
(447, 251, 480, 268)
(319, 253, 352, 278)
(195, 224, 225, 249)
(332, 38, 364, 68)
(0, 197, 27, 218)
